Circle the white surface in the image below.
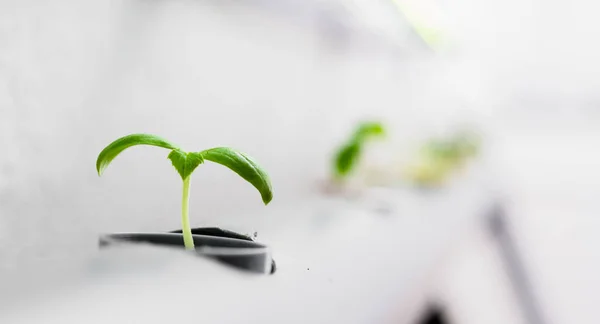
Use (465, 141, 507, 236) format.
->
(0, 181, 492, 324)
(431, 218, 528, 324)
(492, 124, 600, 324)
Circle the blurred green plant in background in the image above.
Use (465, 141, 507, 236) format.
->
(325, 123, 481, 195)
(405, 129, 481, 187)
(333, 121, 386, 181)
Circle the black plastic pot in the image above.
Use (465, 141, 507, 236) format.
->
(100, 227, 275, 274)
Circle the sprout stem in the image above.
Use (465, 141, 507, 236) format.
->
(181, 176, 194, 250)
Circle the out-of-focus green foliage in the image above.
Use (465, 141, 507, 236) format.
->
(333, 121, 386, 179)
(407, 130, 481, 187)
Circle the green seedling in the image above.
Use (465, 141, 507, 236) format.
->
(422, 130, 480, 164)
(333, 121, 386, 180)
(96, 134, 273, 250)
(407, 130, 481, 186)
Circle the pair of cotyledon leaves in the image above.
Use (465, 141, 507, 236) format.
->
(96, 134, 272, 205)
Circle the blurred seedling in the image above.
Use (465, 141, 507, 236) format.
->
(332, 121, 386, 181)
(406, 130, 481, 187)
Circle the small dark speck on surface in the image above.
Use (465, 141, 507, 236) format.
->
(307, 268, 310, 270)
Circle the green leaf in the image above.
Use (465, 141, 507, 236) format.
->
(353, 121, 385, 141)
(167, 150, 204, 180)
(200, 147, 273, 205)
(332, 121, 385, 179)
(424, 140, 460, 160)
(96, 134, 178, 176)
(334, 142, 361, 177)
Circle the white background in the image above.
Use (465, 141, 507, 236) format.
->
(1, 0, 600, 323)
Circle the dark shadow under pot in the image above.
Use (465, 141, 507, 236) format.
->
(99, 227, 275, 274)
